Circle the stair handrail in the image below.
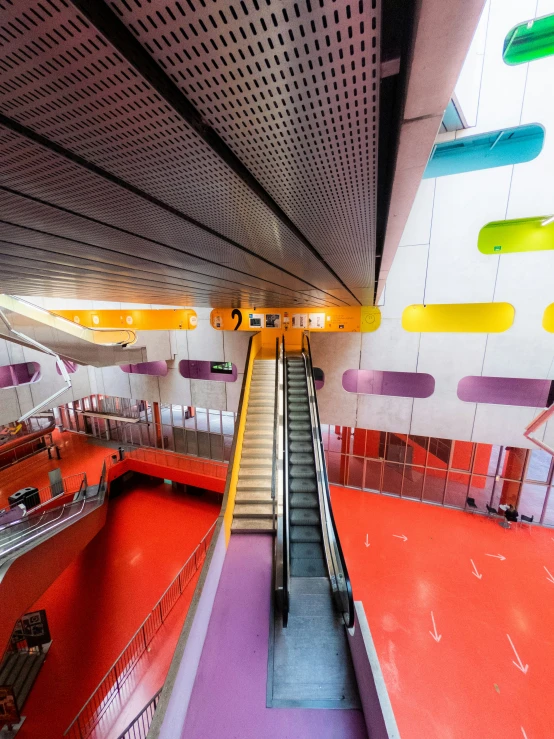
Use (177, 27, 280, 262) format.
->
(116, 687, 162, 739)
(302, 332, 354, 628)
(64, 520, 217, 739)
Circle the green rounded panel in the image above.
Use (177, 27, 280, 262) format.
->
(478, 217, 554, 255)
(503, 14, 554, 65)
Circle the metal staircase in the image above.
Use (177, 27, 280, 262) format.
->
(232, 358, 276, 533)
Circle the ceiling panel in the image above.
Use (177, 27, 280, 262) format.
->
(0, 0, 382, 306)
(109, 0, 380, 289)
(0, 127, 344, 306)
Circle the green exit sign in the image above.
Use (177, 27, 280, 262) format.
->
(493, 245, 502, 252)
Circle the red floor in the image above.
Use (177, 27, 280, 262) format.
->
(0, 430, 112, 508)
(18, 479, 220, 739)
(331, 485, 554, 739)
(90, 568, 202, 739)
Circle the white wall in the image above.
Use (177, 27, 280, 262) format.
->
(313, 0, 554, 449)
(0, 337, 92, 426)
(0, 306, 252, 424)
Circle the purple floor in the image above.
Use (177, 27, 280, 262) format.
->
(182, 534, 367, 739)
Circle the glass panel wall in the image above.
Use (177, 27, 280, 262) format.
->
(324, 426, 554, 527)
(57, 395, 236, 463)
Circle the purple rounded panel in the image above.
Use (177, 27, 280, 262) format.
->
(120, 360, 168, 377)
(179, 360, 237, 383)
(342, 369, 435, 398)
(0, 362, 41, 389)
(457, 376, 552, 407)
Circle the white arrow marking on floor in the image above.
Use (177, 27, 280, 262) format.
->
(507, 634, 528, 674)
(365, 534, 370, 548)
(485, 553, 506, 561)
(393, 534, 408, 542)
(521, 727, 528, 739)
(470, 559, 482, 579)
(544, 566, 554, 584)
(429, 612, 441, 643)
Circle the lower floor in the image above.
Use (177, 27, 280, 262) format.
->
(16, 478, 220, 739)
(331, 484, 554, 739)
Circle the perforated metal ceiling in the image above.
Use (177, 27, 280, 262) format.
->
(0, 0, 382, 307)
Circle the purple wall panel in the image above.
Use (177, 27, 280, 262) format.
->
(342, 369, 435, 398)
(120, 360, 168, 376)
(0, 362, 41, 389)
(179, 360, 237, 383)
(55, 358, 78, 376)
(457, 376, 552, 407)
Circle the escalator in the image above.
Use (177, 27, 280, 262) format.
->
(286, 356, 327, 578)
(270, 333, 357, 708)
(0, 466, 108, 650)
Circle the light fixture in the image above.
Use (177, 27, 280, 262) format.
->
(541, 215, 554, 226)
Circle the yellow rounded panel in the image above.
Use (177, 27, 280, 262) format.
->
(402, 303, 515, 333)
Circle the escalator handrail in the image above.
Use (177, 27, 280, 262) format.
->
(302, 332, 355, 628)
(282, 335, 290, 626)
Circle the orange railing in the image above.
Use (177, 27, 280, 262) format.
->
(105, 447, 228, 481)
(64, 520, 217, 739)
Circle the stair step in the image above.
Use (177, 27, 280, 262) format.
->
(242, 440, 273, 450)
(241, 448, 273, 458)
(240, 457, 273, 467)
(238, 467, 272, 478)
(232, 518, 275, 533)
(236, 490, 274, 503)
(237, 479, 272, 490)
(233, 503, 273, 518)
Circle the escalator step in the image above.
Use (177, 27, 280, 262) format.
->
(288, 421, 311, 432)
(290, 508, 320, 525)
(290, 524, 321, 542)
(289, 465, 315, 479)
(289, 441, 313, 453)
(289, 412, 310, 422)
(290, 478, 317, 493)
(289, 403, 309, 412)
(290, 453, 314, 465)
(291, 557, 327, 577)
(290, 492, 318, 508)
(291, 541, 324, 559)
(289, 431, 312, 442)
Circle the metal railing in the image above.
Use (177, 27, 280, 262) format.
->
(116, 689, 162, 739)
(120, 447, 228, 481)
(281, 336, 291, 626)
(302, 332, 354, 628)
(64, 520, 217, 739)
